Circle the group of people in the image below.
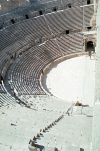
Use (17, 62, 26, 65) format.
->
(88, 48, 96, 59)
(88, 49, 98, 60)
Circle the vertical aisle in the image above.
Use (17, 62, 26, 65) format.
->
(92, 0, 100, 150)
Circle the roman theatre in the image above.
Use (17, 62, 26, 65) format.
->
(0, 0, 100, 151)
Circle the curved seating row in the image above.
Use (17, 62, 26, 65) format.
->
(0, 3, 94, 113)
(8, 39, 61, 95)
(0, 5, 94, 79)
(45, 7, 83, 34)
(45, 5, 94, 34)
(0, 15, 51, 77)
(84, 4, 94, 27)
(0, 2, 95, 150)
(0, 0, 90, 28)
(8, 33, 83, 95)
(56, 33, 83, 55)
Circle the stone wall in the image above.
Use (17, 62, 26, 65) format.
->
(0, 0, 31, 14)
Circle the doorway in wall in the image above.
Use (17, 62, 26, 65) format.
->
(87, 41, 94, 52)
(25, 14, 29, 19)
(68, 3, 71, 8)
(53, 7, 57, 11)
(11, 19, 15, 24)
(87, 41, 95, 58)
(39, 10, 43, 15)
(87, 0, 90, 5)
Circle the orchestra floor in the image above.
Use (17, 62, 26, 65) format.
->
(43, 55, 95, 106)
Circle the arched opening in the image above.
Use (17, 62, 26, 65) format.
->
(11, 19, 15, 24)
(39, 10, 43, 15)
(87, 0, 90, 5)
(53, 7, 57, 11)
(68, 3, 71, 8)
(66, 30, 69, 34)
(87, 41, 95, 58)
(87, 41, 94, 51)
(25, 14, 29, 19)
(87, 26, 92, 30)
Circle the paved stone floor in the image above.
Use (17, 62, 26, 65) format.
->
(43, 55, 95, 106)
